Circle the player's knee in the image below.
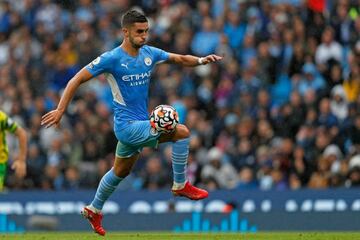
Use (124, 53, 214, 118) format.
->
(113, 154, 139, 177)
(178, 125, 190, 139)
(184, 126, 190, 138)
(113, 165, 131, 178)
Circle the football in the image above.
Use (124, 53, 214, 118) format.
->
(150, 105, 179, 133)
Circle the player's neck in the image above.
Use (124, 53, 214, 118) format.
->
(120, 41, 140, 57)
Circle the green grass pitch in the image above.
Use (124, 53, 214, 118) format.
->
(1, 232, 360, 240)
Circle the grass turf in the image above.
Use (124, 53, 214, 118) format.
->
(1, 232, 360, 240)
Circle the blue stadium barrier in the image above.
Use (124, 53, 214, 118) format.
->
(0, 214, 24, 233)
(1, 188, 360, 232)
(173, 211, 257, 233)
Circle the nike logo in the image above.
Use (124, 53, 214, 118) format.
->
(121, 63, 129, 69)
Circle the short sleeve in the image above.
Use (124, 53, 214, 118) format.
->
(149, 46, 169, 64)
(85, 51, 114, 77)
(2, 115, 18, 133)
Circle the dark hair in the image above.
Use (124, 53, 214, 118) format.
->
(121, 10, 147, 27)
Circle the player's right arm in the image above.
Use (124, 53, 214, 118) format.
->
(41, 51, 113, 128)
(41, 68, 93, 128)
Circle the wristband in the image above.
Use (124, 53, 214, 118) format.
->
(198, 57, 205, 65)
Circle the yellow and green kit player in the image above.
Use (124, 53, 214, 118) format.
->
(0, 110, 27, 191)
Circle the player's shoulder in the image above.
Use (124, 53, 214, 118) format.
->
(91, 47, 119, 68)
(101, 47, 118, 59)
(0, 110, 7, 120)
(141, 45, 164, 55)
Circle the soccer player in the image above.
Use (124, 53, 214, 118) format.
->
(41, 10, 222, 235)
(0, 110, 27, 191)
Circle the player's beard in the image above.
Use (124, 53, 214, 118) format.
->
(129, 36, 145, 49)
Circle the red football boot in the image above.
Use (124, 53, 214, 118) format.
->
(81, 206, 106, 236)
(172, 181, 209, 200)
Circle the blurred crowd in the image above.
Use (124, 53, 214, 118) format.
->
(0, 0, 359, 191)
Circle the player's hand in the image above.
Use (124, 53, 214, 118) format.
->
(201, 54, 223, 64)
(41, 109, 63, 128)
(11, 160, 26, 178)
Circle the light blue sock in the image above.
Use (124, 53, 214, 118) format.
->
(91, 168, 123, 210)
(172, 138, 190, 184)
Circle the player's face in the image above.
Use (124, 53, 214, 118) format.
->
(127, 22, 149, 49)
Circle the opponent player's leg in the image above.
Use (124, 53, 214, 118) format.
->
(159, 124, 208, 200)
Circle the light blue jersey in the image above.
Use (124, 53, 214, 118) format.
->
(86, 45, 169, 132)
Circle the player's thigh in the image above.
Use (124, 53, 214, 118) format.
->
(115, 120, 159, 147)
(115, 139, 142, 158)
(113, 153, 140, 177)
(158, 124, 190, 143)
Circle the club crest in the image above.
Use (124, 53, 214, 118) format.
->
(144, 57, 152, 66)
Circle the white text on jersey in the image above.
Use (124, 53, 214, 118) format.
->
(122, 70, 152, 81)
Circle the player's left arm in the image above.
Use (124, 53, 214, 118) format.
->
(167, 53, 222, 67)
(11, 125, 27, 178)
(4, 115, 28, 178)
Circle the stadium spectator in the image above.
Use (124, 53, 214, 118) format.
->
(201, 147, 238, 189)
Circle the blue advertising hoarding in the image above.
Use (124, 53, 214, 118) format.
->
(1, 188, 360, 232)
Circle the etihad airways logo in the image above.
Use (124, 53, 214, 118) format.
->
(122, 71, 151, 81)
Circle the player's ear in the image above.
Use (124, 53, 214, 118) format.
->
(122, 27, 129, 37)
